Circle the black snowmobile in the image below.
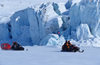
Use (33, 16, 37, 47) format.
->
(61, 41, 84, 53)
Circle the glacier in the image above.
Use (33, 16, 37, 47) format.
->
(76, 24, 94, 40)
(40, 34, 65, 47)
(0, 0, 100, 47)
(63, 0, 100, 39)
(9, 8, 46, 45)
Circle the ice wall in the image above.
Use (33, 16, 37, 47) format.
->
(63, 0, 100, 41)
(27, 8, 46, 45)
(76, 24, 94, 40)
(0, 7, 46, 45)
(40, 34, 65, 47)
(0, 24, 10, 40)
(0, 0, 100, 46)
(9, 8, 32, 45)
(0, 2, 65, 46)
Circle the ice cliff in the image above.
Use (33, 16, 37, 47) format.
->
(0, 0, 100, 47)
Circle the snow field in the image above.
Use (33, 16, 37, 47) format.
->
(0, 46, 100, 65)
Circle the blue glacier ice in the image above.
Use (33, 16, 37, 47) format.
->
(0, 0, 100, 47)
(0, 24, 10, 40)
(76, 24, 94, 40)
(65, 0, 72, 9)
(40, 34, 65, 47)
(63, 0, 100, 41)
(0, 8, 46, 45)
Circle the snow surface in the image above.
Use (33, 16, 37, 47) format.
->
(0, 46, 100, 65)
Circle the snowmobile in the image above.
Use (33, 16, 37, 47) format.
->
(1, 42, 24, 51)
(61, 41, 84, 53)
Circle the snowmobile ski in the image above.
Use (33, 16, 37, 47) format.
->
(78, 50, 84, 53)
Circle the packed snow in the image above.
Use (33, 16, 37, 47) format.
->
(0, 46, 100, 65)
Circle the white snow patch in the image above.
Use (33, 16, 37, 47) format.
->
(15, 16, 20, 22)
(0, 16, 10, 23)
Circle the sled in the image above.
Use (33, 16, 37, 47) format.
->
(1, 43, 11, 50)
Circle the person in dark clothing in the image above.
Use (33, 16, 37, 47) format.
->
(62, 40, 70, 52)
(11, 42, 24, 50)
(62, 40, 80, 52)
